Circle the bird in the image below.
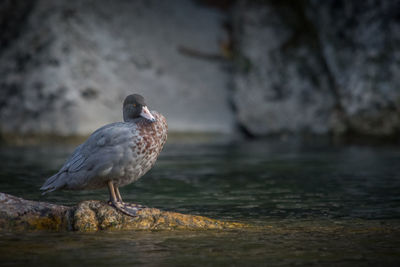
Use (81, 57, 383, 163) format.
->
(40, 94, 168, 216)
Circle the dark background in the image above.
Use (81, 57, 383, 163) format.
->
(0, 0, 400, 142)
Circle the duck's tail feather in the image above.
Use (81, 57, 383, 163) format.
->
(40, 172, 66, 195)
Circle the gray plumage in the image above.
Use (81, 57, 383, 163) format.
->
(40, 111, 168, 194)
(40, 94, 168, 217)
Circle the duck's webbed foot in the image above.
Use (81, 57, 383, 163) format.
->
(107, 181, 146, 217)
(109, 201, 145, 217)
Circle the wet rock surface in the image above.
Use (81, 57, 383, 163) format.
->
(0, 192, 71, 231)
(0, 193, 246, 231)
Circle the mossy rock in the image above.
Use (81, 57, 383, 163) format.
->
(0, 193, 247, 232)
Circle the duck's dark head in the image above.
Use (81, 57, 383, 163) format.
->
(123, 94, 156, 122)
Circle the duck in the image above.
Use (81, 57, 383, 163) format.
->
(40, 94, 168, 216)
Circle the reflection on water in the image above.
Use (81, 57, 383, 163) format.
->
(0, 138, 399, 265)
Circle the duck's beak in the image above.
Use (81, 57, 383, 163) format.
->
(140, 106, 156, 122)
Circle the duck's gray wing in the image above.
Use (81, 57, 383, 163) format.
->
(40, 122, 136, 194)
(39, 143, 85, 193)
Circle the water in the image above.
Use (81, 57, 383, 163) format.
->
(0, 138, 400, 266)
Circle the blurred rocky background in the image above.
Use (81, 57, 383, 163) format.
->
(0, 0, 399, 141)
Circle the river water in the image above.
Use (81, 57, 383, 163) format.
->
(0, 137, 399, 266)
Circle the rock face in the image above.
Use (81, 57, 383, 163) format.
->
(309, 0, 400, 136)
(232, 0, 400, 137)
(232, 1, 337, 136)
(0, 193, 246, 231)
(1, 0, 399, 138)
(0, 0, 234, 136)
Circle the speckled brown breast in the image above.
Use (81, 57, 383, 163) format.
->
(115, 111, 167, 187)
(136, 112, 168, 157)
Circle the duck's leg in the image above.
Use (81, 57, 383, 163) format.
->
(108, 180, 118, 203)
(114, 185, 123, 202)
(107, 181, 141, 217)
(114, 186, 146, 209)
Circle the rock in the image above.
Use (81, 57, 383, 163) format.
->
(308, 0, 400, 136)
(0, 192, 71, 231)
(232, 0, 400, 137)
(2, 0, 399, 139)
(232, 0, 338, 136)
(0, 193, 246, 231)
(0, 0, 234, 137)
